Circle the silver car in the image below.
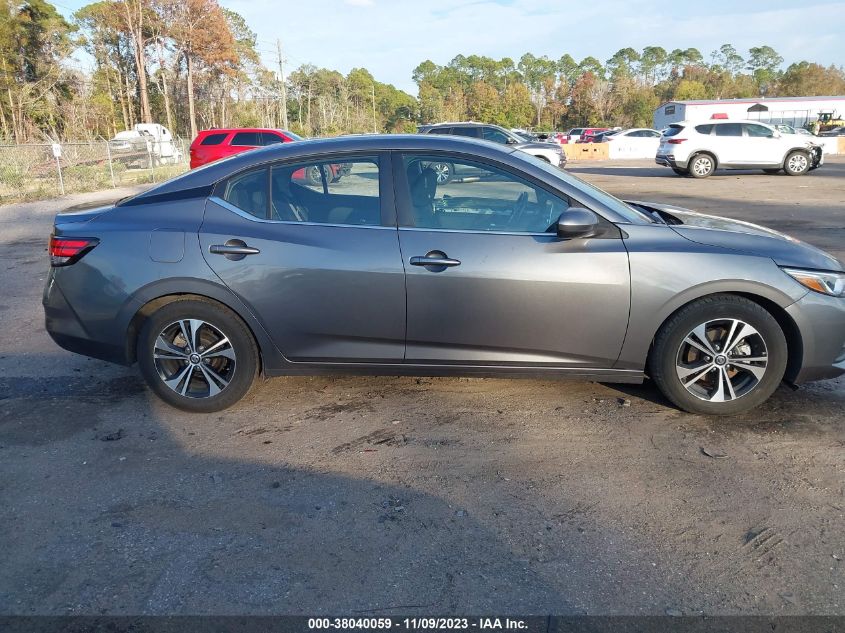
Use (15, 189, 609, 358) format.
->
(43, 134, 845, 414)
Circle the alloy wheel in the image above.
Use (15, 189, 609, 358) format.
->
(787, 153, 808, 173)
(675, 318, 768, 402)
(431, 162, 451, 184)
(692, 156, 713, 177)
(153, 319, 237, 398)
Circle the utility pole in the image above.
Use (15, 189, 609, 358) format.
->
(276, 38, 288, 129)
(371, 83, 377, 133)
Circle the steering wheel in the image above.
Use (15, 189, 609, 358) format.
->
(507, 191, 529, 229)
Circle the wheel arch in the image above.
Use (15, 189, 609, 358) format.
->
(121, 280, 283, 372)
(645, 290, 803, 383)
(689, 149, 718, 169)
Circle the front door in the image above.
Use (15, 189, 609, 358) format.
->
(396, 153, 631, 367)
(200, 153, 406, 362)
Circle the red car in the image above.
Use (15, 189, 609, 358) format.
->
(189, 128, 301, 169)
(575, 128, 610, 143)
(189, 128, 349, 184)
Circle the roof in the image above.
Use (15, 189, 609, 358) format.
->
(124, 134, 521, 200)
(662, 96, 845, 107)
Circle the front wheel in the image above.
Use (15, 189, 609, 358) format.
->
(137, 299, 259, 412)
(648, 295, 787, 416)
(784, 150, 810, 176)
(429, 161, 453, 184)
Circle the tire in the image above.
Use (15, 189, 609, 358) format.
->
(430, 161, 453, 185)
(688, 153, 715, 178)
(763, 168, 781, 174)
(671, 167, 687, 176)
(137, 299, 259, 413)
(648, 295, 787, 416)
(784, 150, 810, 176)
(305, 165, 323, 186)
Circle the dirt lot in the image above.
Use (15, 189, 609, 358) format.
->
(1, 159, 843, 615)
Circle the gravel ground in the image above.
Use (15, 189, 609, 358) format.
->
(0, 160, 843, 615)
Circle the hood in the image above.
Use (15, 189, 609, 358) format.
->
(626, 200, 843, 272)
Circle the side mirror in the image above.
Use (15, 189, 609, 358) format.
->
(556, 207, 601, 239)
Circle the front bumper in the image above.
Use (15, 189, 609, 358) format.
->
(786, 290, 845, 383)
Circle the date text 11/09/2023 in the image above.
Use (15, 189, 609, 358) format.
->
(307, 618, 529, 630)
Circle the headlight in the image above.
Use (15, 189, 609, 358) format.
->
(782, 267, 845, 297)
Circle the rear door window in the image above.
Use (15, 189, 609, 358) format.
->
(221, 168, 268, 219)
(451, 126, 481, 138)
(270, 157, 381, 226)
(231, 132, 262, 146)
(714, 123, 743, 137)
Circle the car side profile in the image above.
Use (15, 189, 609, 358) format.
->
(656, 120, 824, 177)
(189, 128, 303, 169)
(44, 135, 845, 414)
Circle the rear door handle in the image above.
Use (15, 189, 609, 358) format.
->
(410, 256, 461, 267)
(410, 250, 461, 268)
(209, 239, 260, 260)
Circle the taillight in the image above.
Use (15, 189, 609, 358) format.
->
(667, 138, 687, 144)
(49, 235, 98, 266)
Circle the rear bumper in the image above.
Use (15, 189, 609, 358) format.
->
(43, 274, 127, 364)
(655, 154, 685, 169)
(787, 291, 845, 383)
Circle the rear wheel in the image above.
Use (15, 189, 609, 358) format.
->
(784, 150, 810, 176)
(689, 154, 715, 178)
(137, 299, 258, 412)
(648, 295, 787, 416)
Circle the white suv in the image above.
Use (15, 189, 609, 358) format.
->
(656, 120, 823, 178)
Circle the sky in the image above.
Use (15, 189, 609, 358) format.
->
(54, 0, 845, 95)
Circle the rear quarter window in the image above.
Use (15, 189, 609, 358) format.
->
(694, 124, 714, 135)
(663, 125, 685, 137)
(200, 133, 227, 146)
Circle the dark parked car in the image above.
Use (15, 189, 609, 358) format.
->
(44, 135, 845, 414)
(418, 122, 565, 182)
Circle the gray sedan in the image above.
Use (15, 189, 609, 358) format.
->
(43, 134, 845, 414)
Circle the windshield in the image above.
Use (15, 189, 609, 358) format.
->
(512, 152, 655, 224)
(284, 130, 304, 141)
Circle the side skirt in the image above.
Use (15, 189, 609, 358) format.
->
(263, 363, 644, 384)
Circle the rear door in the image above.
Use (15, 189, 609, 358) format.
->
(199, 153, 406, 362)
(395, 152, 630, 367)
(710, 122, 744, 165)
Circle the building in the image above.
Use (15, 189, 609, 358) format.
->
(653, 96, 845, 130)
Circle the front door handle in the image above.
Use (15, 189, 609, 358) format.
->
(209, 239, 260, 261)
(410, 250, 461, 269)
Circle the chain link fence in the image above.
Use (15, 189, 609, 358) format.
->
(0, 138, 192, 204)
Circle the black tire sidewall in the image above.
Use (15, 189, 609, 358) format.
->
(137, 299, 258, 413)
(649, 296, 788, 416)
